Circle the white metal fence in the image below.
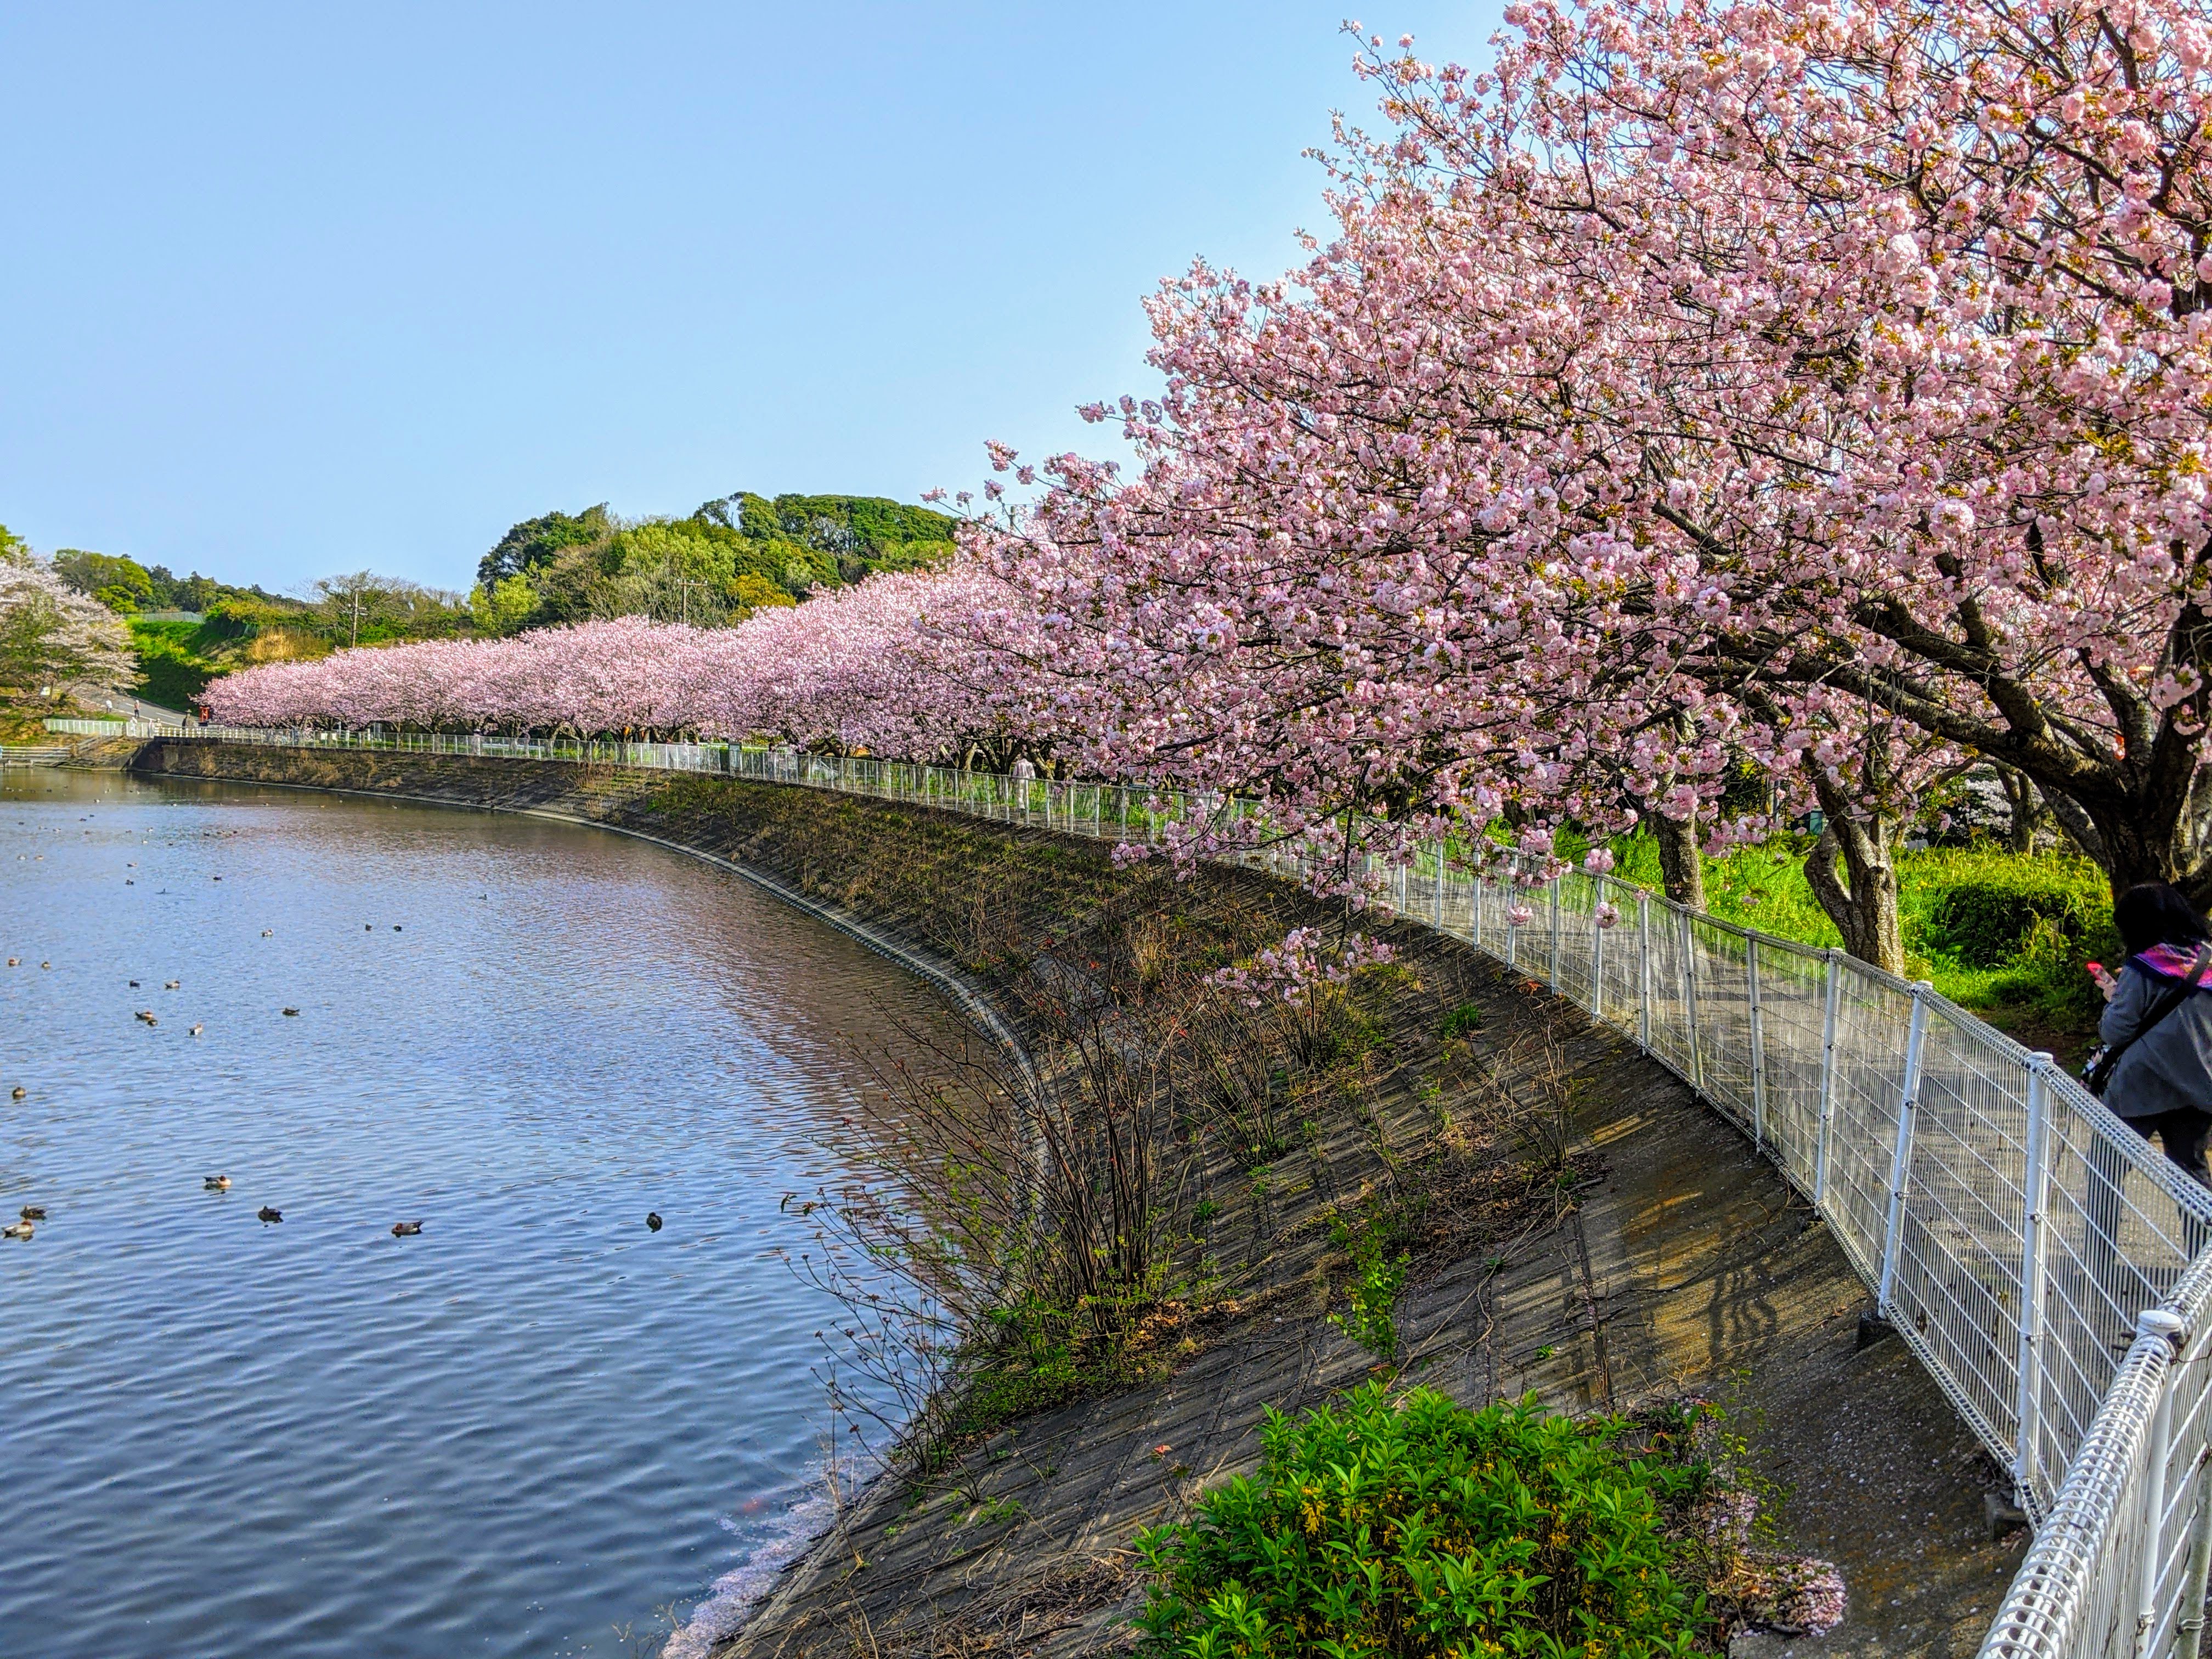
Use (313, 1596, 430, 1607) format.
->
(44, 716, 191, 738)
(112, 725, 2212, 1659)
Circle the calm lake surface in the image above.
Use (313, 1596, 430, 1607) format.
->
(0, 770, 961, 1659)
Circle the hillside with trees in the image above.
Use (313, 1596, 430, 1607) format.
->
(467, 492, 957, 635)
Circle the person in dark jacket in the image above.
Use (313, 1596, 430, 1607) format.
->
(2096, 882, 2212, 1185)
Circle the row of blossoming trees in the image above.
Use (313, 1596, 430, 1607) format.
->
(211, 0, 2212, 976)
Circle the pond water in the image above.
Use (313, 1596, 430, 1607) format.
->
(0, 770, 960, 1659)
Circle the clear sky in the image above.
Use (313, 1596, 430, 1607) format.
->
(0, 3, 1502, 595)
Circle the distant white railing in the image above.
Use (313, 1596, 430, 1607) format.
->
(44, 716, 190, 738)
(135, 725, 2212, 1659)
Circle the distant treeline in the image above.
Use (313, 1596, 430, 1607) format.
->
(37, 490, 956, 707)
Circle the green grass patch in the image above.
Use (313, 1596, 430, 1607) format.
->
(128, 618, 218, 707)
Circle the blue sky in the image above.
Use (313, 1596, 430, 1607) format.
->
(0, 2, 1500, 594)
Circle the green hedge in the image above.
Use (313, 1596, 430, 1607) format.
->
(1921, 870, 2109, 968)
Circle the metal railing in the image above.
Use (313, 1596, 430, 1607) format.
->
(132, 725, 2212, 1659)
(44, 716, 191, 738)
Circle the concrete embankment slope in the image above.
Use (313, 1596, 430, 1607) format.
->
(126, 740, 2024, 1659)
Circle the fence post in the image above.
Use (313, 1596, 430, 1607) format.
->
(2015, 1052, 2053, 1510)
(2134, 1309, 2188, 1659)
(1432, 840, 1446, 933)
(1876, 982, 1932, 1318)
(1548, 876, 1561, 991)
(2174, 1475, 2212, 1659)
(1814, 950, 1843, 1207)
(1636, 891, 1652, 1051)
(1747, 938, 1768, 1152)
(1679, 907, 1706, 1093)
(1591, 878, 1607, 1023)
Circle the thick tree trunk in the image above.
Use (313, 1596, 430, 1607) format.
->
(1653, 810, 1707, 911)
(1803, 774, 1905, 975)
(1996, 766, 2045, 856)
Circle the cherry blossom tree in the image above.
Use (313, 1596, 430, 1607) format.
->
(0, 552, 134, 699)
(953, 0, 2212, 970)
(1341, 0, 2212, 908)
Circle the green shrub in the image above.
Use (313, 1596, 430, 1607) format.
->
(1328, 1211, 1410, 1359)
(1921, 868, 2109, 968)
(1135, 1385, 1709, 1659)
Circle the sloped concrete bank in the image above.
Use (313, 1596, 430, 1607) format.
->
(126, 741, 2025, 1659)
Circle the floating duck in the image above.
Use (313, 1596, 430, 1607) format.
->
(134, 1009, 156, 1025)
(204, 1175, 230, 1190)
(188, 1024, 204, 1037)
(281, 1007, 300, 1017)
(5, 958, 16, 967)
(393, 925, 402, 932)
(164, 980, 179, 990)
(19, 1206, 44, 1221)
(2, 1221, 31, 1241)
(129, 980, 140, 988)
(364, 924, 373, 931)
(261, 930, 273, 938)
(646, 1212, 664, 1232)
(40, 961, 50, 969)
(390, 1220, 422, 1238)
(9, 1087, 23, 1101)
(257, 1206, 282, 1224)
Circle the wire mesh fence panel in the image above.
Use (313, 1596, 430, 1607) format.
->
(1886, 1006, 2033, 1469)
(1818, 967, 1918, 1286)
(1747, 939, 1829, 1197)
(1639, 898, 1696, 1083)
(1686, 918, 1757, 1134)
(1552, 874, 1598, 1012)
(2036, 1089, 2207, 1472)
(1591, 878, 1643, 1030)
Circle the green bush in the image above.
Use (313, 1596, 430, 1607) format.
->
(1135, 1385, 1709, 1659)
(1921, 870, 2108, 968)
(1328, 1212, 1409, 1359)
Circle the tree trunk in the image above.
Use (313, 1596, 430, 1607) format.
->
(1653, 811, 1707, 911)
(1997, 766, 2045, 856)
(1803, 773, 1905, 975)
